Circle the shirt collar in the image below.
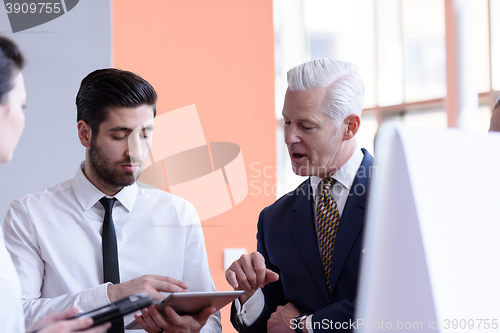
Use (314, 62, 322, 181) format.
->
(72, 161, 137, 212)
(310, 148, 364, 201)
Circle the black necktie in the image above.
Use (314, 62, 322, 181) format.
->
(99, 197, 123, 333)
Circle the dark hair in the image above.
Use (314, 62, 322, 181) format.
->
(76, 68, 157, 135)
(494, 96, 500, 113)
(0, 36, 24, 104)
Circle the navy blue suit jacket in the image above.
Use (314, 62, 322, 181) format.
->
(231, 149, 374, 332)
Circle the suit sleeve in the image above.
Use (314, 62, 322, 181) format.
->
(309, 299, 356, 331)
(230, 209, 285, 332)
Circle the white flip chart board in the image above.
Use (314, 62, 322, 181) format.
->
(355, 124, 500, 333)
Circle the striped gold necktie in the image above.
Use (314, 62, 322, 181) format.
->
(316, 178, 340, 293)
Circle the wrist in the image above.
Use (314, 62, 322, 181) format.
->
(293, 313, 308, 333)
(238, 290, 256, 305)
(106, 282, 119, 302)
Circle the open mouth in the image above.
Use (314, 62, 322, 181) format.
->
(292, 153, 307, 159)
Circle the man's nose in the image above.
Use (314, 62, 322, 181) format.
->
(284, 126, 300, 145)
(127, 135, 142, 161)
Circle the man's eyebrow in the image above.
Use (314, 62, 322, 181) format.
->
(281, 116, 318, 123)
(108, 125, 155, 132)
(299, 118, 318, 123)
(109, 126, 133, 132)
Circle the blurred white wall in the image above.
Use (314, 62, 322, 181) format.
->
(0, 0, 112, 223)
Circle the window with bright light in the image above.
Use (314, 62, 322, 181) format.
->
(273, 0, 499, 198)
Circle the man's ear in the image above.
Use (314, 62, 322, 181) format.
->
(342, 114, 361, 141)
(77, 120, 92, 148)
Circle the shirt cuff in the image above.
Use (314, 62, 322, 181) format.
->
(78, 283, 112, 312)
(305, 315, 314, 333)
(234, 289, 265, 327)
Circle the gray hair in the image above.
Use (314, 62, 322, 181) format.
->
(287, 58, 365, 123)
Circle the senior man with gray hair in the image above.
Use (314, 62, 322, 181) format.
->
(225, 58, 374, 332)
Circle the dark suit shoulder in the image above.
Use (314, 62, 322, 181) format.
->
(258, 148, 374, 228)
(258, 178, 312, 226)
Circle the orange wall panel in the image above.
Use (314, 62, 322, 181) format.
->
(113, 1, 275, 331)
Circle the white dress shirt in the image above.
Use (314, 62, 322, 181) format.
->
(0, 227, 25, 333)
(3, 163, 221, 332)
(235, 149, 364, 331)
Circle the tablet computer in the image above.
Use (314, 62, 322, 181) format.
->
(124, 291, 244, 330)
(75, 293, 154, 327)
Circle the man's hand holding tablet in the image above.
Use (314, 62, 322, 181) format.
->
(136, 304, 216, 333)
(126, 291, 244, 332)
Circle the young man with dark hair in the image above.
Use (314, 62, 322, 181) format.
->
(4, 68, 221, 333)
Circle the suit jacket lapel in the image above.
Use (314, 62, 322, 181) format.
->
(287, 180, 331, 304)
(329, 150, 373, 295)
